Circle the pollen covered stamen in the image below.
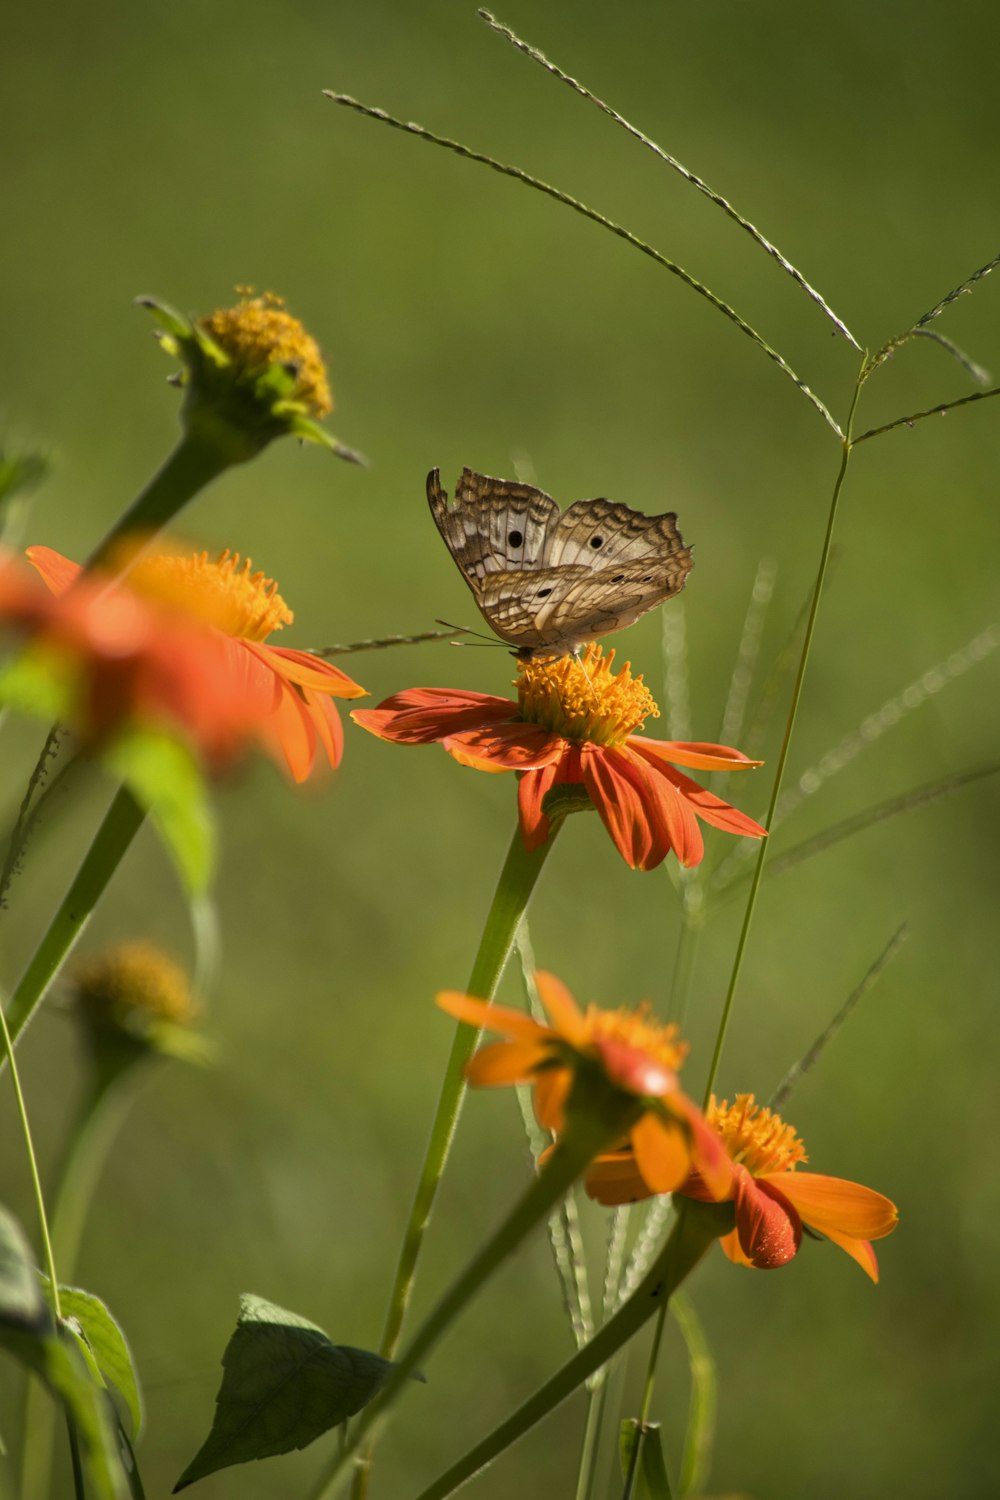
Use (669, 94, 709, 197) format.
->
(516, 643, 660, 746)
(129, 549, 293, 642)
(200, 290, 333, 418)
(586, 1002, 689, 1082)
(708, 1093, 808, 1174)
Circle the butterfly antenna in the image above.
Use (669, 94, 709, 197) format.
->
(434, 618, 509, 648)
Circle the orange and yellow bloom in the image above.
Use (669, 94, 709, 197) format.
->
(15, 544, 365, 779)
(586, 1092, 898, 1282)
(437, 973, 732, 1198)
(354, 645, 765, 870)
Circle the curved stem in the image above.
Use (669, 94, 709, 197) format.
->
(1, 786, 146, 1063)
(348, 820, 560, 1499)
(702, 367, 865, 1102)
(310, 1118, 615, 1500)
(86, 433, 231, 571)
(0, 992, 60, 1312)
(409, 1201, 726, 1500)
(21, 1066, 151, 1500)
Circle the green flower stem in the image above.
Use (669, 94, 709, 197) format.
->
(86, 431, 234, 571)
(21, 1065, 150, 1500)
(409, 1201, 728, 1500)
(702, 366, 865, 1103)
(310, 1112, 625, 1500)
(622, 1300, 670, 1500)
(1, 786, 146, 1063)
(348, 820, 560, 1500)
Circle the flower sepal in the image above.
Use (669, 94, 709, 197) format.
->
(138, 294, 365, 465)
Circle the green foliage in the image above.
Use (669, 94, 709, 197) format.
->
(0, 1207, 128, 1500)
(51, 1284, 143, 1442)
(107, 731, 215, 895)
(620, 1419, 675, 1500)
(173, 1294, 393, 1490)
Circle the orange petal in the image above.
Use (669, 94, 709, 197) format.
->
(584, 1151, 655, 1207)
(629, 743, 764, 843)
(465, 1038, 550, 1087)
(443, 723, 563, 770)
(532, 1067, 572, 1132)
(672, 1094, 734, 1200)
(534, 971, 587, 1047)
(763, 1172, 898, 1241)
(517, 759, 561, 851)
(719, 1228, 754, 1268)
(618, 748, 706, 868)
(259, 644, 366, 699)
(733, 1168, 801, 1269)
(631, 1109, 692, 1194)
(580, 746, 662, 869)
(352, 689, 517, 744)
(435, 990, 546, 1040)
(25, 545, 80, 595)
(638, 739, 763, 773)
(817, 1228, 881, 1283)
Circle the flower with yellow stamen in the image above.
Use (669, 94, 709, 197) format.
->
(200, 290, 333, 419)
(437, 973, 732, 1199)
(25, 543, 366, 781)
(70, 940, 210, 1065)
(585, 1091, 899, 1282)
(140, 290, 363, 462)
(353, 644, 765, 869)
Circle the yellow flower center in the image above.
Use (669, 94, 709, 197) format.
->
(585, 1002, 689, 1072)
(516, 643, 659, 747)
(707, 1093, 808, 1174)
(127, 549, 293, 642)
(72, 941, 196, 1030)
(200, 290, 333, 418)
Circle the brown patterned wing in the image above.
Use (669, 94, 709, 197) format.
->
(547, 497, 692, 575)
(427, 468, 561, 584)
(476, 556, 691, 655)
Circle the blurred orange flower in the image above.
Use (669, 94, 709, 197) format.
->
(354, 644, 765, 869)
(437, 972, 731, 1198)
(18, 545, 365, 779)
(586, 1092, 899, 1282)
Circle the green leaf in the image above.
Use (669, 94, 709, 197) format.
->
(0, 1210, 128, 1497)
(174, 1294, 394, 1491)
(620, 1419, 675, 1500)
(0, 1204, 48, 1333)
(108, 730, 216, 894)
(57, 1285, 144, 1442)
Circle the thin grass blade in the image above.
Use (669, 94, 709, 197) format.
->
(769, 923, 908, 1111)
(323, 91, 845, 439)
(479, 9, 861, 351)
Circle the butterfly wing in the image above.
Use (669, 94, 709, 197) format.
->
(427, 468, 560, 582)
(428, 468, 694, 656)
(477, 558, 690, 653)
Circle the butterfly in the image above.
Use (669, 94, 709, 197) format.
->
(427, 467, 693, 659)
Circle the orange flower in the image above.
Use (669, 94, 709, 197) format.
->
(0, 549, 248, 760)
(353, 644, 765, 869)
(437, 973, 732, 1198)
(20, 545, 365, 780)
(586, 1092, 898, 1283)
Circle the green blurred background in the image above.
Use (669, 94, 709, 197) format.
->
(2, 1, 999, 1495)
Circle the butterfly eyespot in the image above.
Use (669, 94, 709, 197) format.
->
(589, 535, 604, 549)
(508, 530, 524, 548)
(537, 587, 553, 597)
